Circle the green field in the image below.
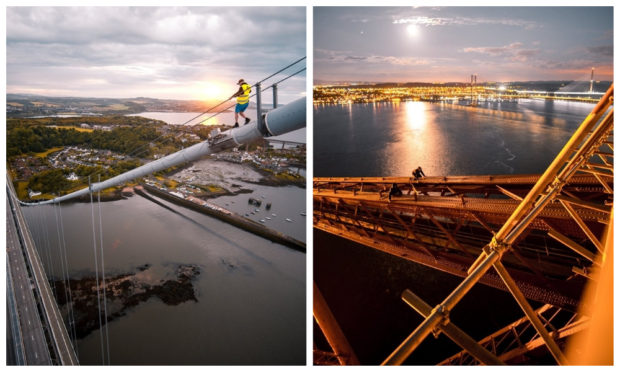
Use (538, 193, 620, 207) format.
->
(33, 146, 64, 158)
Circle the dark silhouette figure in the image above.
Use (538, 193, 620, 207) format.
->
(388, 183, 403, 201)
(412, 166, 426, 180)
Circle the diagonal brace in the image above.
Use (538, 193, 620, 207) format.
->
(401, 289, 504, 365)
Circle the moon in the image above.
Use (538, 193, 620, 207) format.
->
(407, 24, 420, 37)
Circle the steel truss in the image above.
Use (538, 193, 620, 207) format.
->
(381, 85, 613, 365)
(313, 85, 613, 365)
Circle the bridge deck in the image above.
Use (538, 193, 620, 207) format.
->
(6, 198, 52, 365)
(6, 178, 79, 365)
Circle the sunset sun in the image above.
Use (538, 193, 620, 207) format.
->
(406, 24, 420, 37)
(199, 81, 227, 101)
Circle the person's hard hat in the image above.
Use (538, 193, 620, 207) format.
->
(238, 79, 245, 85)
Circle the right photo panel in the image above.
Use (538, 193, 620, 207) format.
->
(313, 6, 613, 366)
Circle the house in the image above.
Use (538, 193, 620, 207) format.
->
(66, 172, 79, 181)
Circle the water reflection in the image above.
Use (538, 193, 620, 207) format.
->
(404, 101, 426, 131)
(314, 99, 595, 177)
(22, 195, 305, 365)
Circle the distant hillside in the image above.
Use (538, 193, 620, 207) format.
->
(6, 94, 234, 118)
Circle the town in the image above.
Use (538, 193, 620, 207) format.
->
(8, 118, 305, 201)
(313, 81, 605, 104)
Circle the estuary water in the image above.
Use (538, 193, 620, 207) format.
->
(314, 99, 595, 177)
(23, 193, 305, 365)
(130, 111, 307, 143)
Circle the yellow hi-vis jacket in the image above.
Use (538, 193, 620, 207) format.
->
(236, 83, 252, 104)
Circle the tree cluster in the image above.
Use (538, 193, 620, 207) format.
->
(7, 124, 164, 157)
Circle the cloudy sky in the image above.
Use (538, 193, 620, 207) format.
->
(6, 7, 306, 103)
(314, 7, 613, 83)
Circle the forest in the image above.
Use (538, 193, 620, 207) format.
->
(7, 116, 170, 157)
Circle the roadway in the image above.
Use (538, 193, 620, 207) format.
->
(6, 178, 79, 365)
(6, 193, 52, 365)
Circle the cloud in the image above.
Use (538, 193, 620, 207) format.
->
(392, 16, 539, 30)
(463, 42, 540, 63)
(6, 7, 306, 100)
(587, 45, 613, 57)
(315, 48, 430, 66)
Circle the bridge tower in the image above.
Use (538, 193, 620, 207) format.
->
(589, 67, 595, 93)
(470, 74, 478, 106)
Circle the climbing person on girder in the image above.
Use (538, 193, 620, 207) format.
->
(388, 183, 403, 202)
(231, 78, 252, 127)
(412, 166, 426, 180)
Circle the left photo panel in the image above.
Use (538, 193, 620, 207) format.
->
(6, 6, 306, 365)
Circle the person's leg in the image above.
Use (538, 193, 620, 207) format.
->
(240, 105, 250, 124)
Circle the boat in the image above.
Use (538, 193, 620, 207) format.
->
(300, 212, 306, 216)
(285, 218, 293, 222)
(260, 219, 265, 223)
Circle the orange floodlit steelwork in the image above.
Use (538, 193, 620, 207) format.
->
(313, 85, 613, 365)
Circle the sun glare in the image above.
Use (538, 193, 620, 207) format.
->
(199, 81, 227, 101)
(406, 24, 420, 37)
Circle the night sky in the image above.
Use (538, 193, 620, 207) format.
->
(314, 6, 613, 84)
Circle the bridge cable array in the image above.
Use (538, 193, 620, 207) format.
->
(97, 175, 112, 365)
(88, 175, 109, 365)
(71, 57, 306, 189)
(54, 202, 79, 358)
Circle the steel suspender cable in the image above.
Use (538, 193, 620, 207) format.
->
(57, 203, 79, 358)
(40, 206, 56, 294)
(88, 177, 105, 364)
(53, 203, 72, 335)
(98, 176, 111, 365)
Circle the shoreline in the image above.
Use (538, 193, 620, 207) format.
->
(136, 184, 306, 253)
(167, 157, 305, 190)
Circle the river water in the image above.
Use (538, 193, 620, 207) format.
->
(169, 158, 306, 243)
(22, 193, 305, 365)
(314, 99, 595, 177)
(130, 111, 307, 143)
